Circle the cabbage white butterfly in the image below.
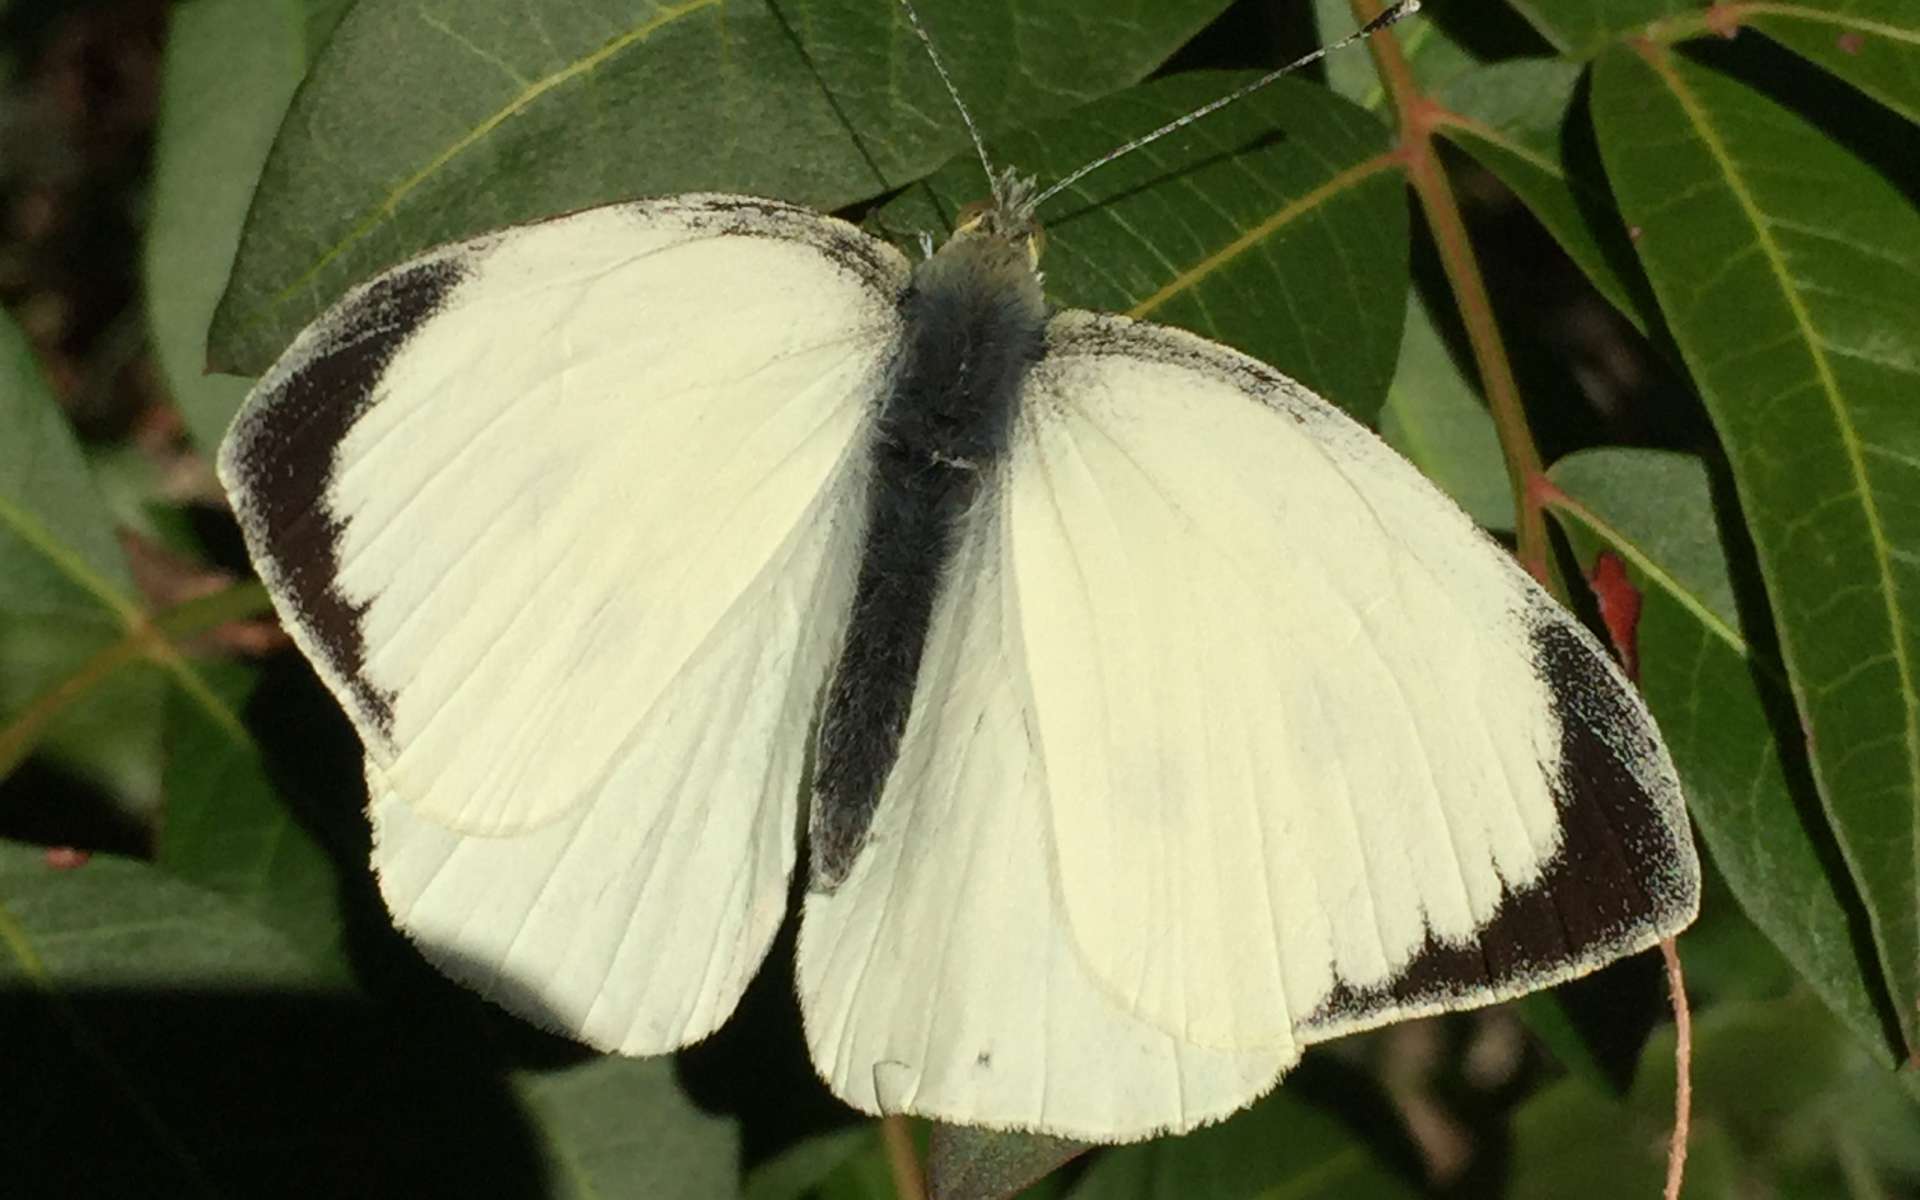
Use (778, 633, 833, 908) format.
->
(217, 0, 1697, 1140)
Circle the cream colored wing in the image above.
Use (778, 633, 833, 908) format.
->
(1006, 310, 1699, 1053)
(797, 498, 1293, 1138)
(220, 195, 906, 1050)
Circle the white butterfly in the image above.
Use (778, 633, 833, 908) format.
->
(217, 3, 1696, 1142)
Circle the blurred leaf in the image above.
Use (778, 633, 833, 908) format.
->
(1511, 0, 1920, 106)
(930, 1123, 1087, 1200)
(1504, 0, 1695, 56)
(1064, 1090, 1417, 1200)
(0, 837, 321, 990)
(1547, 448, 1902, 1064)
(1746, 1, 1920, 124)
(0, 839, 572, 1196)
(0, 309, 165, 795)
(301, 0, 356, 54)
(746, 1127, 876, 1200)
(815, 1134, 903, 1200)
(1431, 58, 1654, 327)
(514, 1056, 741, 1200)
(157, 660, 346, 977)
(0, 310, 138, 618)
(1379, 291, 1514, 530)
(209, 0, 1233, 374)
(0, 619, 165, 805)
(1594, 42, 1920, 1058)
(887, 73, 1407, 421)
(1511, 989, 1869, 1199)
(0, 837, 327, 1193)
(145, 0, 306, 454)
(1312, 0, 1484, 111)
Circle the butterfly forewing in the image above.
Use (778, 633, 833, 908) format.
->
(1004, 311, 1699, 1051)
(220, 195, 908, 1051)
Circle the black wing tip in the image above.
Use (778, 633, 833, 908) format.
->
(224, 254, 470, 740)
(1302, 603, 1699, 1033)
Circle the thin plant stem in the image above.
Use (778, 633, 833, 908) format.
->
(1662, 937, 1694, 1200)
(1348, 0, 1553, 587)
(882, 1114, 928, 1200)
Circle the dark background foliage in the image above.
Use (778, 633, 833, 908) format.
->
(2, 0, 1916, 1197)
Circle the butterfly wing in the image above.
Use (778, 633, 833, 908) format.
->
(220, 195, 907, 1050)
(797, 496, 1292, 1138)
(1005, 310, 1700, 1053)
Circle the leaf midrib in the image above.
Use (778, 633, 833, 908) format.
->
(1638, 44, 1920, 954)
(250, 0, 725, 330)
(1125, 150, 1400, 319)
(1642, 47, 1917, 772)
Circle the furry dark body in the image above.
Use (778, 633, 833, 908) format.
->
(809, 230, 1047, 889)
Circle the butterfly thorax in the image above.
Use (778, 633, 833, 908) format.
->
(807, 222, 1048, 890)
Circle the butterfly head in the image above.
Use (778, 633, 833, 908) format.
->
(928, 171, 1048, 319)
(953, 168, 1045, 268)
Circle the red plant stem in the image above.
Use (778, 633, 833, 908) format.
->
(1348, 0, 1553, 588)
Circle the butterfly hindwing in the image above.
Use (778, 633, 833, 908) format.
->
(797, 494, 1292, 1139)
(220, 195, 909, 1051)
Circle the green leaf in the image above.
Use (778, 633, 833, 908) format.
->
(1593, 42, 1920, 1058)
(144, 0, 306, 454)
(0, 838, 584, 1195)
(1745, 1, 1920, 125)
(0, 838, 322, 990)
(1431, 58, 1654, 328)
(745, 1127, 876, 1200)
(1504, 0, 1696, 56)
(514, 1056, 740, 1200)
(0, 838, 329, 1193)
(156, 661, 347, 977)
(1379, 291, 1515, 530)
(1547, 448, 1902, 1064)
(1312, 0, 1484, 111)
(1511, 990, 1869, 1200)
(0, 308, 165, 793)
(0, 309, 138, 619)
(0, 618, 166, 803)
(208, 0, 1232, 375)
(1065, 1090, 1417, 1200)
(884, 73, 1407, 420)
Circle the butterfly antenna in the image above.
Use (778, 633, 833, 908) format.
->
(1029, 0, 1421, 213)
(897, 0, 1005, 213)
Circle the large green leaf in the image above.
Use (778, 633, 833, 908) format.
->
(144, 0, 307, 454)
(1744, 0, 1920, 125)
(1510, 0, 1920, 112)
(3, 839, 738, 1196)
(514, 1056, 740, 1200)
(745, 1128, 875, 1200)
(208, 0, 1232, 374)
(0, 838, 322, 991)
(1312, 0, 1486, 112)
(1593, 42, 1920, 1057)
(1379, 292, 1516, 531)
(0, 312, 138, 621)
(1511, 987, 1920, 1199)
(1064, 1088, 1417, 1200)
(1430, 58, 1654, 328)
(1504, 0, 1695, 56)
(1548, 448, 1901, 1064)
(0, 310, 164, 795)
(157, 662, 346, 977)
(882, 72, 1407, 420)
(0, 838, 329, 1193)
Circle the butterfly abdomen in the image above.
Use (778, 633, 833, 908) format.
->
(808, 230, 1048, 889)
